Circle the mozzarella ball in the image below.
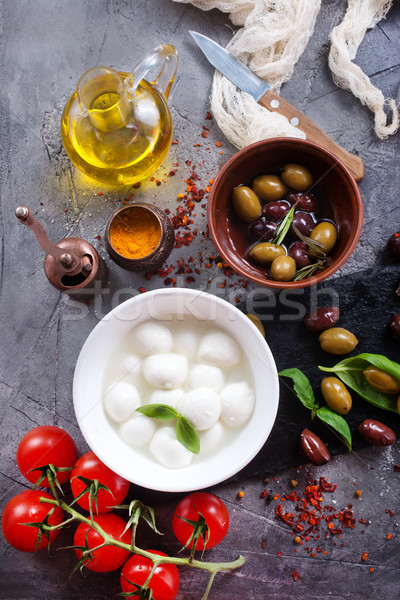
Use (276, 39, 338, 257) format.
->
(131, 321, 172, 355)
(148, 388, 184, 409)
(198, 331, 241, 368)
(178, 388, 221, 431)
(103, 382, 141, 423)
(174, 329, 199, 358)
(119, 353, 142, 384)
(220, 382, 255, 427)
(188, 364, 224, 392)
(150, 427, 193, 469)
(198, 422, 226, 454)
(120, 415, 156, 447)
(143, 353, 188, 389)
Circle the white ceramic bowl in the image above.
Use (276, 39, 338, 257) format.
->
(73, 288, 279, 492)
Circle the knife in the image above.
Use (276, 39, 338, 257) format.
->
(190, 31, 364, 182)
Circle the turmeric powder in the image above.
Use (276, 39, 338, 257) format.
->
(109, 207, 161, 259)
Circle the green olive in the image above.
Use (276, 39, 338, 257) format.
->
(310, 221, 338, 253)
(232, 186, 262, 223)
(246, 314, 265, 337)
(363, 366, 400, 394)
(319, 327, 358, 355)
(270, 255, 296, 281)
(252, 175, 288, 202)
(249, 242, 286, 266)
(321, 377, 352, 415)
(281, 163, 314, 191)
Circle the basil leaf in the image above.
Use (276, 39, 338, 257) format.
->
(316, 406, 352, 451)
(279, 368, 318, 412)
(319, 355, 398, 413)
(176, 416, 200, 455)
(136, 404, 179, 420)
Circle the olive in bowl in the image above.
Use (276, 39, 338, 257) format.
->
(208, 138, 363, 289)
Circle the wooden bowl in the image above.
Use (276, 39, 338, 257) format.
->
(207, 138, 363, 289)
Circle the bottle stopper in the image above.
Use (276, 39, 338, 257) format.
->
(15, 206, 104, 293)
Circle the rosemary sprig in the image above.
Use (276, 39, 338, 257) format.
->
(271, 203, 297, 246)
(293, 260, 327, 281)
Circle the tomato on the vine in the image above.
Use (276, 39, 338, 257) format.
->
(16, 425, 78, 487)
(74, 512, 131, 572)
(172, 492, 229, 550)
(120, 550, 180, 600)
(70, 451, 130, 513)
(1, 490, 64, 552)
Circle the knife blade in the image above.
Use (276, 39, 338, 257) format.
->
(190, 31, 364, 182)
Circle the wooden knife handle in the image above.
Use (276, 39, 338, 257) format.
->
(259, 89, 364, 182)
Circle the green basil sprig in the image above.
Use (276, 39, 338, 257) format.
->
(136, 404, 200, 454)
(279, 368, 352, 450)
(319, 353, 400, 413)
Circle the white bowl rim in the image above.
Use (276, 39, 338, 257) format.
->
(73, 288, 280, 493)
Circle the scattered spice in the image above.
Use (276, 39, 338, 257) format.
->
(386, 533, 392, 540)
(237, 490, 245, 499)
(261, 538, 268, 549)
(370, 567, 375, 573)
(291, 570, 300, 581)
(362, 552, 368, 561)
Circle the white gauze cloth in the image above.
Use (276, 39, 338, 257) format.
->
(329, 0, 398, 139)
(173, 0, 398, 145)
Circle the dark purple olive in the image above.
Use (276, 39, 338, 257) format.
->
(248, 218, 277, 241)
(288, 241, 311, 269)
(287, 192, 318, 213)
(387, 232, 400, 261)
(358, 419, 396, 446)
(390, 313, 400, 340)
(263, 200, 291, 222)
(304, 307, 340, 332)
(299, 429, 330, 465)
(290, 212, 315, 238)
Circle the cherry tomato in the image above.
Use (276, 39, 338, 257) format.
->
(172, 492, 229, 550)
(1, 490, 63, 552)
(70, 451, 130, 513)
(74, 513, 131, 572)
(16, 425, 78, 487)
(121, 550, 179, 600)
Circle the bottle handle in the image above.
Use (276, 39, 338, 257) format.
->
(125, 44, 178, 100)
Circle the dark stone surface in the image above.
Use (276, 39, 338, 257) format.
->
(1, 1, 399, 599)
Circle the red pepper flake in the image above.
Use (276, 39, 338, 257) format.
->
(277, 551, 283, 558)
(393, 465, 400, 472)
(201, 131, 208, 138)
(97, 192, 103, 196)
(370, 567, 375, 573)
(361, 552, 368, 561)
(216, 141, 222, 147)
(171, 140, 178, 144)
(94, 235, 101, 240)
(261, 538, 267, 549)
(132, 182, 141, 189)
(206, 111, 212, 119)
(386, 533, 392, 540)
(138, 287, 146, 294)
(291, 570, 300, 581)
(394, 232, 400, 238)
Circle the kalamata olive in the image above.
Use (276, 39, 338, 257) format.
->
(390, 313, 400, 340)
(310, 221, 337, 253)
(319, 327, 358, 354)
(387, 232, 400, 260)
(321, 377, 352, 415)
(287, 192, 318, 213)
(263, 200, 291, 221)
(281, 164, 314, 191)
(248, 218, 277, 241)
(246, 314, 265, 337)
(288, 241, 311, 269)
(299, 429, 330, 465)
(363, 366, 400, 394)
(232, 186, 262, 222)
(290, 212, 315, 238)
(270, 255, 296, 281)
(358, 419, 396, 446)
(304, 307, 340, 332)
(249, 242, 286, 266)
(252, 174, 288, 202)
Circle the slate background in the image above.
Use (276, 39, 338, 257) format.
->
(1, 1, 399, 598)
